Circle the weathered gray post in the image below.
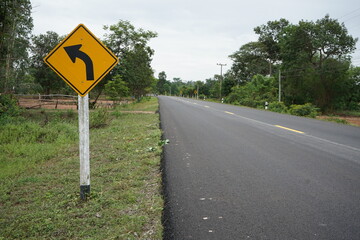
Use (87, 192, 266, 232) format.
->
(78, 94, 90, 200)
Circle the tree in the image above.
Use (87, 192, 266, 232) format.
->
(30, 31, 66, 94)
(169, 77, 183, 96)
(194, 80, 204, 97)
(156, 71, 168, 94)
(120, 44, 155, 99)
(229, 42, 269, 82)
(279, 15, 358, 110)
(335, 66, 360, 110)
(222, 73, 236, 97)
(103, 20, 157, 59)
(0, 0, 33, 93)
(163, 82, 171, 95)
(226, 75, 277, 108)
(104, 75, 129, 102)
(102, 20, 157, 100)
(254, 18, 289, 75)
(209, 76, 221, 99)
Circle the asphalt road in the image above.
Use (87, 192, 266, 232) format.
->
(159, 96, 360, 240)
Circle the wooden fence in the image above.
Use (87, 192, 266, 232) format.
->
(15, 94, 121, 109)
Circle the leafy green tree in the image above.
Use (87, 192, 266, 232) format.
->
(163, 82, 171, 95)
(279, 15, 358, 110)
(156, 71, 168, 94)
(337, 66, 360, 110)
(0, 0, 33, 93)
(120, 45, 154, 99)
(222, 73, 237, 97)
(194, 80, 204, 97)
(102, 20, 157, 100)
(103, 20, 157, 59)
(200, 78, 213, 97)
(226, 75, 277, 108)
(30, 31, 66, 94)
(104, 75, 129, 101)
(209, 76, 221, 99)
(229, 42, 269, 82)
(254, 18, 289, 75)
(169, 77, 183, 96)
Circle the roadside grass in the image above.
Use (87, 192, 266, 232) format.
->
(335, 110, 360, 117)
(0, 97, 163, 239)
(199, 97, 360, 126)
(117, 97, 159, 112)
(318, 116, 349, 125)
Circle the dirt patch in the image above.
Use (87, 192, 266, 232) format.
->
(317, 116, 360, 127)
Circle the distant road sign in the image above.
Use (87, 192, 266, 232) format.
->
(44, 24, 119, 96)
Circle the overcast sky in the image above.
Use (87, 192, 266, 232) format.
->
(31, 0, 360, 82)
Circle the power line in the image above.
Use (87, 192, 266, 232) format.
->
(338, 7, 360, 20)
(342, 13, 360, 24)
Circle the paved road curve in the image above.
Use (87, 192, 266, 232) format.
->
(159, 96, 360, 240)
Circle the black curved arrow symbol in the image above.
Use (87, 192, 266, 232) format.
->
(64, 44, 94, 80)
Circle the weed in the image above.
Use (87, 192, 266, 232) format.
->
(158, 139, 170, 147)
(66, 109, 76, 118)
(323, 117, 349, 124)
(0, 98, 163, 239)
(90, 108, 110, 128)
(116, 97, 159, 112)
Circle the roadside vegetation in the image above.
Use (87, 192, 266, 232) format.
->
(155, 16, 359, 119)
(1, 1, 358, 124)
(0, 97, 163, 239)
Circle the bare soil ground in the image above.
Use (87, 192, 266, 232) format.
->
(317, 116, 360, 127)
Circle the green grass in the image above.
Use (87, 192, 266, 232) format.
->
(321, 117, 349, 125)
(117, 97, 159, 112)
(334, 110, 360, 117)
(0, 97, 163, 239)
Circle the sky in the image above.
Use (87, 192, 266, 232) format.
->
(31, 0, 360, 82)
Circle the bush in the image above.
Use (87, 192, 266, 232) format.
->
(0, 94, 21, 119)
(269, 102, 288, 113)
(90, 108, 110, 128)
(199, 94, 206, 100)
(289, 103, 318, 118)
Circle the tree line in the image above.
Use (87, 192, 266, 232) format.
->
(156, 15, 360, 113)
(1, 1, 359, 113)
(0, 0, 157, 107)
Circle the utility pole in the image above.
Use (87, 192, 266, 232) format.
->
(197, 84, 199, 99)
(278, 69, 281, 102)
(217, 63, 226, 100)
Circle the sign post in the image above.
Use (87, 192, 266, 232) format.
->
(44, 24, 118, 200)
(78, 94, 90, 199)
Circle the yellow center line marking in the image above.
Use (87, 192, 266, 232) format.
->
(204, 105, 210, 108)
(275, 125, 304, 134)
(225, 111, 235, 115)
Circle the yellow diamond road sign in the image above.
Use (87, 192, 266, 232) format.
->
(44, 24, 119, 96)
